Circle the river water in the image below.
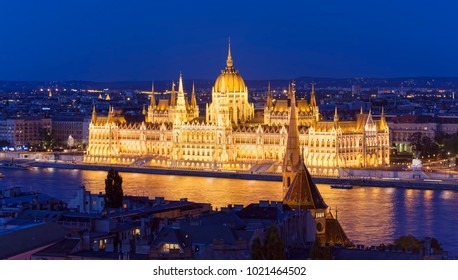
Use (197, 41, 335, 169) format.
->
(2, 167, 458, 255)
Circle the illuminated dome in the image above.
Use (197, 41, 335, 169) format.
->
(213, 41, 246, 93)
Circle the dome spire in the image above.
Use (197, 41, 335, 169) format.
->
(226, 37, 233, 68)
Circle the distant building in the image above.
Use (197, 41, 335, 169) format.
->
(388, 115, 458, 153)
(67, 185, 105, 213)
(52, 116, 85, 144)
(0, 117, 51, 147)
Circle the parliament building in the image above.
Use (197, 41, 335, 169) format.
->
(85, 43, 390, 176)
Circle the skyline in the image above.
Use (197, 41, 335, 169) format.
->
(1, 1, 458, 81)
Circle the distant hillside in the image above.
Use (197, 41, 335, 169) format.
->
(1, 76, 458, 91)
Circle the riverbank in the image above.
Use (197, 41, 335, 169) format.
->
(17, 160, 458, 192)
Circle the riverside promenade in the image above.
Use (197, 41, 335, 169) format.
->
(20, 160, 458, 192)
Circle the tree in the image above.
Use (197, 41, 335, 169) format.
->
(262, 225, 286, 259)
(409, 133, 439, 159)
(392, 235, 443, 254)
(250, 237, 263, 260)
(394, 235, 422, 252)
(250, 225, 286, 259)
(104, 169, 123, 208)
(0, 140, 9, 147)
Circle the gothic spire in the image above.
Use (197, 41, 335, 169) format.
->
(380, 106, 388, 130)
(310, 83, 317, 108)
(334, 106, 339, 123)
(170, 81, 176, 106)
(266, 81, 273, 108)
(150, 82, 156, 108)
(176, 72, 186, 108)
(178, 72, 184, 93)
(226, 37, 233, 68)
(107, 105, 112, 124)
(191, 81, 197, 107)
(283, 80, 301, 173)
(91, 105, 97, 123)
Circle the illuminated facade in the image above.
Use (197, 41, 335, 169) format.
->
(86, 42, 390, 176)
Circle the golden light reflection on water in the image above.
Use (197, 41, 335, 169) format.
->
(81, 171, 283, 208)
(77, 171, 458, 253)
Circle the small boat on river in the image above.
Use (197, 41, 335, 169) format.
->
(331, 184, 353, 189)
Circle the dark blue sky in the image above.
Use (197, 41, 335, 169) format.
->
(0, 0, 457, 81)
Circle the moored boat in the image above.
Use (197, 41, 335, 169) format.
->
(331, 184, 353, 189)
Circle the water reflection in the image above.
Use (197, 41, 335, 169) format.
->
(0, 168, 457, 255)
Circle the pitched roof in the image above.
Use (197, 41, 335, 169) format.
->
(272, 99, 289, 112)
(0, 222, 69, 259)
(181, 224, 237, 245)
(151, 227, 189, 249)
(325, 216, 353, 247)
(32, 238, 80, 258)
(283, 160, 328, 210)
(236, 202, 292, 221)
(156, 99, 170, 111)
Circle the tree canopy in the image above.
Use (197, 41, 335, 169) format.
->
(250, 225, 286, 260)
(104, 168, 123, 208)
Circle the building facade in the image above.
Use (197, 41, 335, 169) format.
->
(0, 117, 52, 147)
(52, 116, 86, 144)
(86, 43, 390, 176)
(388, 115, 458, 153)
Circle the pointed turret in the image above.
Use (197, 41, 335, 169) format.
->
(360, 106, 363, 115)
(191, 82, 197, 107)
(226, 38, 233, 68)
(91, 105, 97, 124)
(150, 82, 156, 108)
(282, 81, 301, 186)
(178, 72, 184, 94)
(287, 82, 291, 98)
(334, 106, 339, 127)
(170, 81, 176, 106)
(310, 83, 316, 108)
(177, 72, 186, 107)
(380, 106, 388, 130)
(266, 82, 273, 108)
(107, 105, 112, 124)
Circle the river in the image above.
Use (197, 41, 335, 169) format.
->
(1, 167, 457, 255)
